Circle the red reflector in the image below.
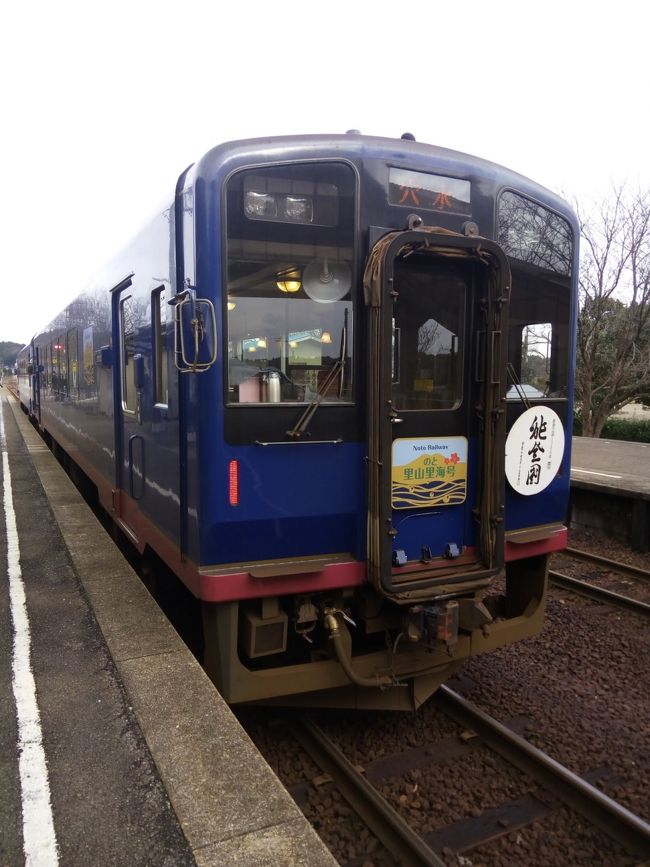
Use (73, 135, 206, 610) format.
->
(228, 460, 239, 506)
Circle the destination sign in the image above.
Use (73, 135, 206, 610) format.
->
(388, 168, 471, 215)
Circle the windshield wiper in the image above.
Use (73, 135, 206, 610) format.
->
(286, 313, 348, 439)
(506, 362, 532, 410)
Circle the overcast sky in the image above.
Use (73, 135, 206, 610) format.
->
(1, 0, 648, 344)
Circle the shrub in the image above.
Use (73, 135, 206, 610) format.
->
(600, 417, 650, 442)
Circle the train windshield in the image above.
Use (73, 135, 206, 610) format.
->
(498, 191, 574, 400)
(225, 162, 356, 404)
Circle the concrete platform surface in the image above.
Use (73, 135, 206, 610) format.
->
(571, 436, 650, 499)
(0, 392, 336, 866)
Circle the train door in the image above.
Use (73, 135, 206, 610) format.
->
(365, 229, 510, 597)
(113, 282, 145, 539)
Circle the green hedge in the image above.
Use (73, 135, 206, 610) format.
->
(573, 416, 650, 442)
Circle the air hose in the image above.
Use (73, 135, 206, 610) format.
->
(324, 613, 394, 689)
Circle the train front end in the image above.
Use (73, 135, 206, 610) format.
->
(188, 135, 577, 709)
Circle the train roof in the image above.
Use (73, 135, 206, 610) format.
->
(193, 132, 575, 223)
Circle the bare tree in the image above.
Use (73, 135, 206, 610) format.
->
(417, 318, 442, 355)
(576, 186, 650, 437)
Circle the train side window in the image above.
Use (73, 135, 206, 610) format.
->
(50, 342, 57, 392)
(506, 293, 570, 401)
(120, 295, 137, 413)
(82, 326, 95, 393)
(498, 191, 573, 401)
(514, 322, 552, 398)
(152, 286, 169, 406)
(57, 336, 68, 397)
(67, 328, 79, 399)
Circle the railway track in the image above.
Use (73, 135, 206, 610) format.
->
(435, 687, 650, 858)
(291, 716, 445, 866)
(549, 546, 650, 617)
(564, 547, 650, 582)
(286, 688, 650, 866)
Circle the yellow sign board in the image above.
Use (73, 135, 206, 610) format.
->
(392, 437, 468, 510)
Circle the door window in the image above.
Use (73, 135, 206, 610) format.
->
(152, 286, 169, 405)
(120, 295, 137, 413)
(391, 258, 466, 411)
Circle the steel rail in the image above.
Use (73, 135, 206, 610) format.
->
(564, 547, 650, 583)
(291, 717, 446, 867)
(549, 569, 650, 617)
(436, 686, 650, 859)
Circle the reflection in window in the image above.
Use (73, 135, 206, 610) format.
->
(68, 328, 78, 397)
(391, 258, 465, 410)
(521, 323, 552, 392)
(82, 327, 95, 390)
(228, 298, 352, 403)
(120, 296, 137, 413)
(506, 323, 553, 400)
(50, 343, 56, 391)
(226, 162, 355, 404)
(498, 191, 573, 276)
(42, 346, 49, 389)
(56, 336, 68, 396)
(153, 286, 169, 405)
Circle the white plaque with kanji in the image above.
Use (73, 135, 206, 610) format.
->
(505, 406, 565, 496)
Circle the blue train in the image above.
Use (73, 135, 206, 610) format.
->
(18, 132, 578, 709)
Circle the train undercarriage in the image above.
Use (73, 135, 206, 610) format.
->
(202, 554, 549, 710)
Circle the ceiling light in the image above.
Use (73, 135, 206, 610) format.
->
(276, 279, 301, 293)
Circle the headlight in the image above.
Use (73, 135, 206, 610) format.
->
(244, 190, 314, 224)
(244, 191, 277, 219)
(283, 195, 313, 223)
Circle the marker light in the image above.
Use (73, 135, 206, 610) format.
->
(228, 460, 239, 506)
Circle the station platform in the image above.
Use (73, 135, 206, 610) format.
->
(570, 436, 650, 551)
(0, 391, 336, 867)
